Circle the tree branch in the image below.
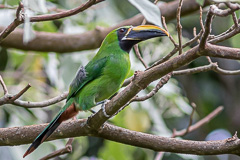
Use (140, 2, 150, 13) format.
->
(0, 75, 8, 95)
(0, 2, 23, 42)
(0, 0, 210, 53)
(1, 117, 240, 156)
(176, 0, 183, 55)
(0, 0, 104, 43)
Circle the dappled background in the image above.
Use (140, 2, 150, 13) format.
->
(0, 0, 240, 160)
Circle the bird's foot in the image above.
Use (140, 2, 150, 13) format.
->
(101, 100, 111, 118)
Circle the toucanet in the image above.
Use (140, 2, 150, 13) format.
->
(23, 25, 169, 158)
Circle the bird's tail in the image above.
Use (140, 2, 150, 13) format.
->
(23, 98, 78, 158)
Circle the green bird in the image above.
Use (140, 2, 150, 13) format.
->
(23, 25, 169, 158)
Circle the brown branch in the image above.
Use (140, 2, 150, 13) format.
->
(183, 28, 202, 47)
(173, 61, 240, 76)
(0, 75, 67, 107)
(11, 91, 68, 108)
(208, 25, 240, 44)
(231, 12, 238, 27)
(133, 73, 172, 101)
(0, 0, 210, 53)
(149, 14, 203, 69)
(114, 73, 172, 116)
(177, 0, 183, 55)
(0, 4, 16, 9)
(149, 27, 202, 69)
(0, 78, 31, 105)
(178, 102, 196, 137)
(173, 106, 224, 137)
(0, 2, 23, 43)
(39, 139, 73, 160)
(200, 6, 205, 32)
(173, 63, 217, 75)
(211, 3, 240, 17)
(199, 5, 214, 50)
(134, 44, 148, 68)
(210, 17, 240, 41)
(0, 75, 132, 108)
(149, 47, 179, 69)
(10, 83, 31, 101)
(0, 0, 104, 43)
(0, 75, 8, 95)
(162, 16, 177, 47)
(30, 0, 104, 22)
(2, 116, 240, 156)
(1, 41, 240, 158)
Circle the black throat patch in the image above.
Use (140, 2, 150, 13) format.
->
(117, 29, 140, 53)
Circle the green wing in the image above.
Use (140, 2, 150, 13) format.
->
(66, 57, 108, 101)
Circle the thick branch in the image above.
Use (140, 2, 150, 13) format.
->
(1, 120, 240, 155)
(0, 0, 210, 53)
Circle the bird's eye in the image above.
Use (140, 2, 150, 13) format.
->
(119, 28, 126, 33)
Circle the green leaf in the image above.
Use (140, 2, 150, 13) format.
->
(128, 0, 162, 27)
(196, 0, 204, 6)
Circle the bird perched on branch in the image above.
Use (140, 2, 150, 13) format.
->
(23, 25, 169, 158)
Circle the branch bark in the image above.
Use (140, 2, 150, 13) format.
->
(1, 119, 240, 156)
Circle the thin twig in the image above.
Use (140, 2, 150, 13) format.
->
(0, 75, 8, 95)
(173, 63, 217, 75)
(206, 56, 212, 63)
(182, 102, 197, 137)
(156, 105, 223, 159)
(211, 3, 240, 17)
(133, 73, 172, 101)
(199, 5, 214, 50)
(0, 4, 17, 9)
(30, 0, 104, 22)
(232, 12, 239, 27)
(185, 28, 202, 46)
(10, 92, 68, 108)
(148, 21, 202, 70)
(162, 16, 178, 47)
(0, 77, 68, 107)
(115, 73, 172, 116)
(208, 25, 240, 44)
(173, 106, 224, 137)
(0, 2, 23, 43)
(134, 44, 148, 68)
(177, 0, 183, 55)
(200, 6, 205, 33)
(148, 47, 179, 70)
(210, 17, 240, 41)
(11, 83, 31, 101)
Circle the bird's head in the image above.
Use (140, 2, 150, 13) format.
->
(116, 25, 169, 52)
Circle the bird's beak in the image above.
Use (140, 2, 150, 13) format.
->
(122, 25, 169, 41)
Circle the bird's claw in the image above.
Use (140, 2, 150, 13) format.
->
(101, 100, 111, 118)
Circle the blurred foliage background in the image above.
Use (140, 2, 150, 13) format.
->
(0, 0, 240, 160)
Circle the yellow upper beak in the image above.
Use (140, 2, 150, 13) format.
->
(131, 25, 169, 37)
(122, 25, 169, 41)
